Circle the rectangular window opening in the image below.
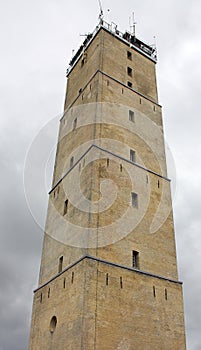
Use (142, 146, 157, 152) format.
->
(127, 51, 132, 60)
(64, 199, 68, 215)
(132, 250, 139, 268)
(70, 156, 74, 168)
(71, 271, 74, 284)
(58, 256, 63, 273)
(120, 276, 123, 289)
(129, 110, 134, 122)
(165, 288, 168, 300)
(130, 149, 135, 163)
(127, 67, 132, 77)
(131, 192, 138, 208)
(106, 273, 109, 286)
(127, 81, 133, 88)
(63, 278, 66, 289)
(153, 286, 156, 298)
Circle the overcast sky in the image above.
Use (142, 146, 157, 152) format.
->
(0, 0, 201, 349)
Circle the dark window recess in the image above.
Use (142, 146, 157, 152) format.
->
(64, 199, 68, 215)
(40, 293, 42, 303)
(107, 158, 109, 167)
(120, 277, 123, 289)
(58, 256, 63, 273)
(81, 58, 85, 67)
(130, 149, 135, 162)
(70, 156, 74, 168)
(146, 175, 149, 184)
(129, 110, 134, 122)
(48, 288, 50, 298)
(153, 286, 156, 298)
(49, 316, 57, 333)
(120, 164, 123, 172)
(153, 105, 156, 111)
(106, 273, 109, 286)
(71, 271, 74, 284)
(122, 88, 124, 94)
(73, 118, 77, 130)
(127, 51, 132, 60)
(79, 88, 82, 94)
(127, 67, 132, 77)
(63, 278, 66, 289)
(165, 288, 168, 300)
(132, 250, 139, 268)
(140, 98, 142, 104)
(131, 192, 138, 208)
(127, 81, 132, 88)
(158, 180, 160, 188)
(107, 80, 109, 86)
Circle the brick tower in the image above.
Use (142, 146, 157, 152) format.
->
(29, 18, 186, 349)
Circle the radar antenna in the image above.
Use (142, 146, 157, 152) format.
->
(98, 0, 104, 22)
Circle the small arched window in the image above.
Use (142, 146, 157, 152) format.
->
(49, 316, 57, 333)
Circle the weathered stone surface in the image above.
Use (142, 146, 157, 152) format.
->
(29, 25, 186, 349)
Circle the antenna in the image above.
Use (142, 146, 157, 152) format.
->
(130, 12, 137, 36)
(98, 0, 104, 22)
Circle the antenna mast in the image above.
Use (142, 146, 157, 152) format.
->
(98, 0, 104, 22)
(131, 12, 136, 36)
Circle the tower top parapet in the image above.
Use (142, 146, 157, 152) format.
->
(67, 20, 157, 76)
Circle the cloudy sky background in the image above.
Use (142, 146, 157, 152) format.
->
(0, 0, 201, 349)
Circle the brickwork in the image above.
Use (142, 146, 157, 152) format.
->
(29, 24, 186, 349)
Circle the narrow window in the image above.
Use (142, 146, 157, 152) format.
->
(122, 88, 124, 94)
(106, 158, 109, 167)
(79, 163, 81, 172)
(132, 250, 139, 268)
(120, 164, 123, 172)
(158, 180, 160, 188)
(63, 278, 66, 289)
(146, 175, 149, 184)
(127, 51, 132, 60)
(130, 149, 135, 162)
(139, 98, 142, 104)
(79, 88, 82, 94)
(129, 110, 134, 122)
(107, 80, 109, 86)
(131, 192, 138, 208)
(71, 271, 74, 284)
(120, 277, 123, 289)
(48, 288, 50, 298)
(127, 81, 132, 88)
(165, 288, 168, 300)
(81, 58, 85, 67)
(49, 316, 57, 333)
(58, 256, 63, 273)
(63, 199, 68, 215)
(153, 286, 156, 298)
(81, 94, 84, 100)
(73, 118, 77, 130)
(53, 191, 56, 198)
(57, 186, 60, 194)
(90, 84, 92, 90)
(70, 156, 74, 168)
(127, 67, 132, 77)
(40, 293, 42, 303)
(153, 105, 156, 111)
(106, 273, 109, 286)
